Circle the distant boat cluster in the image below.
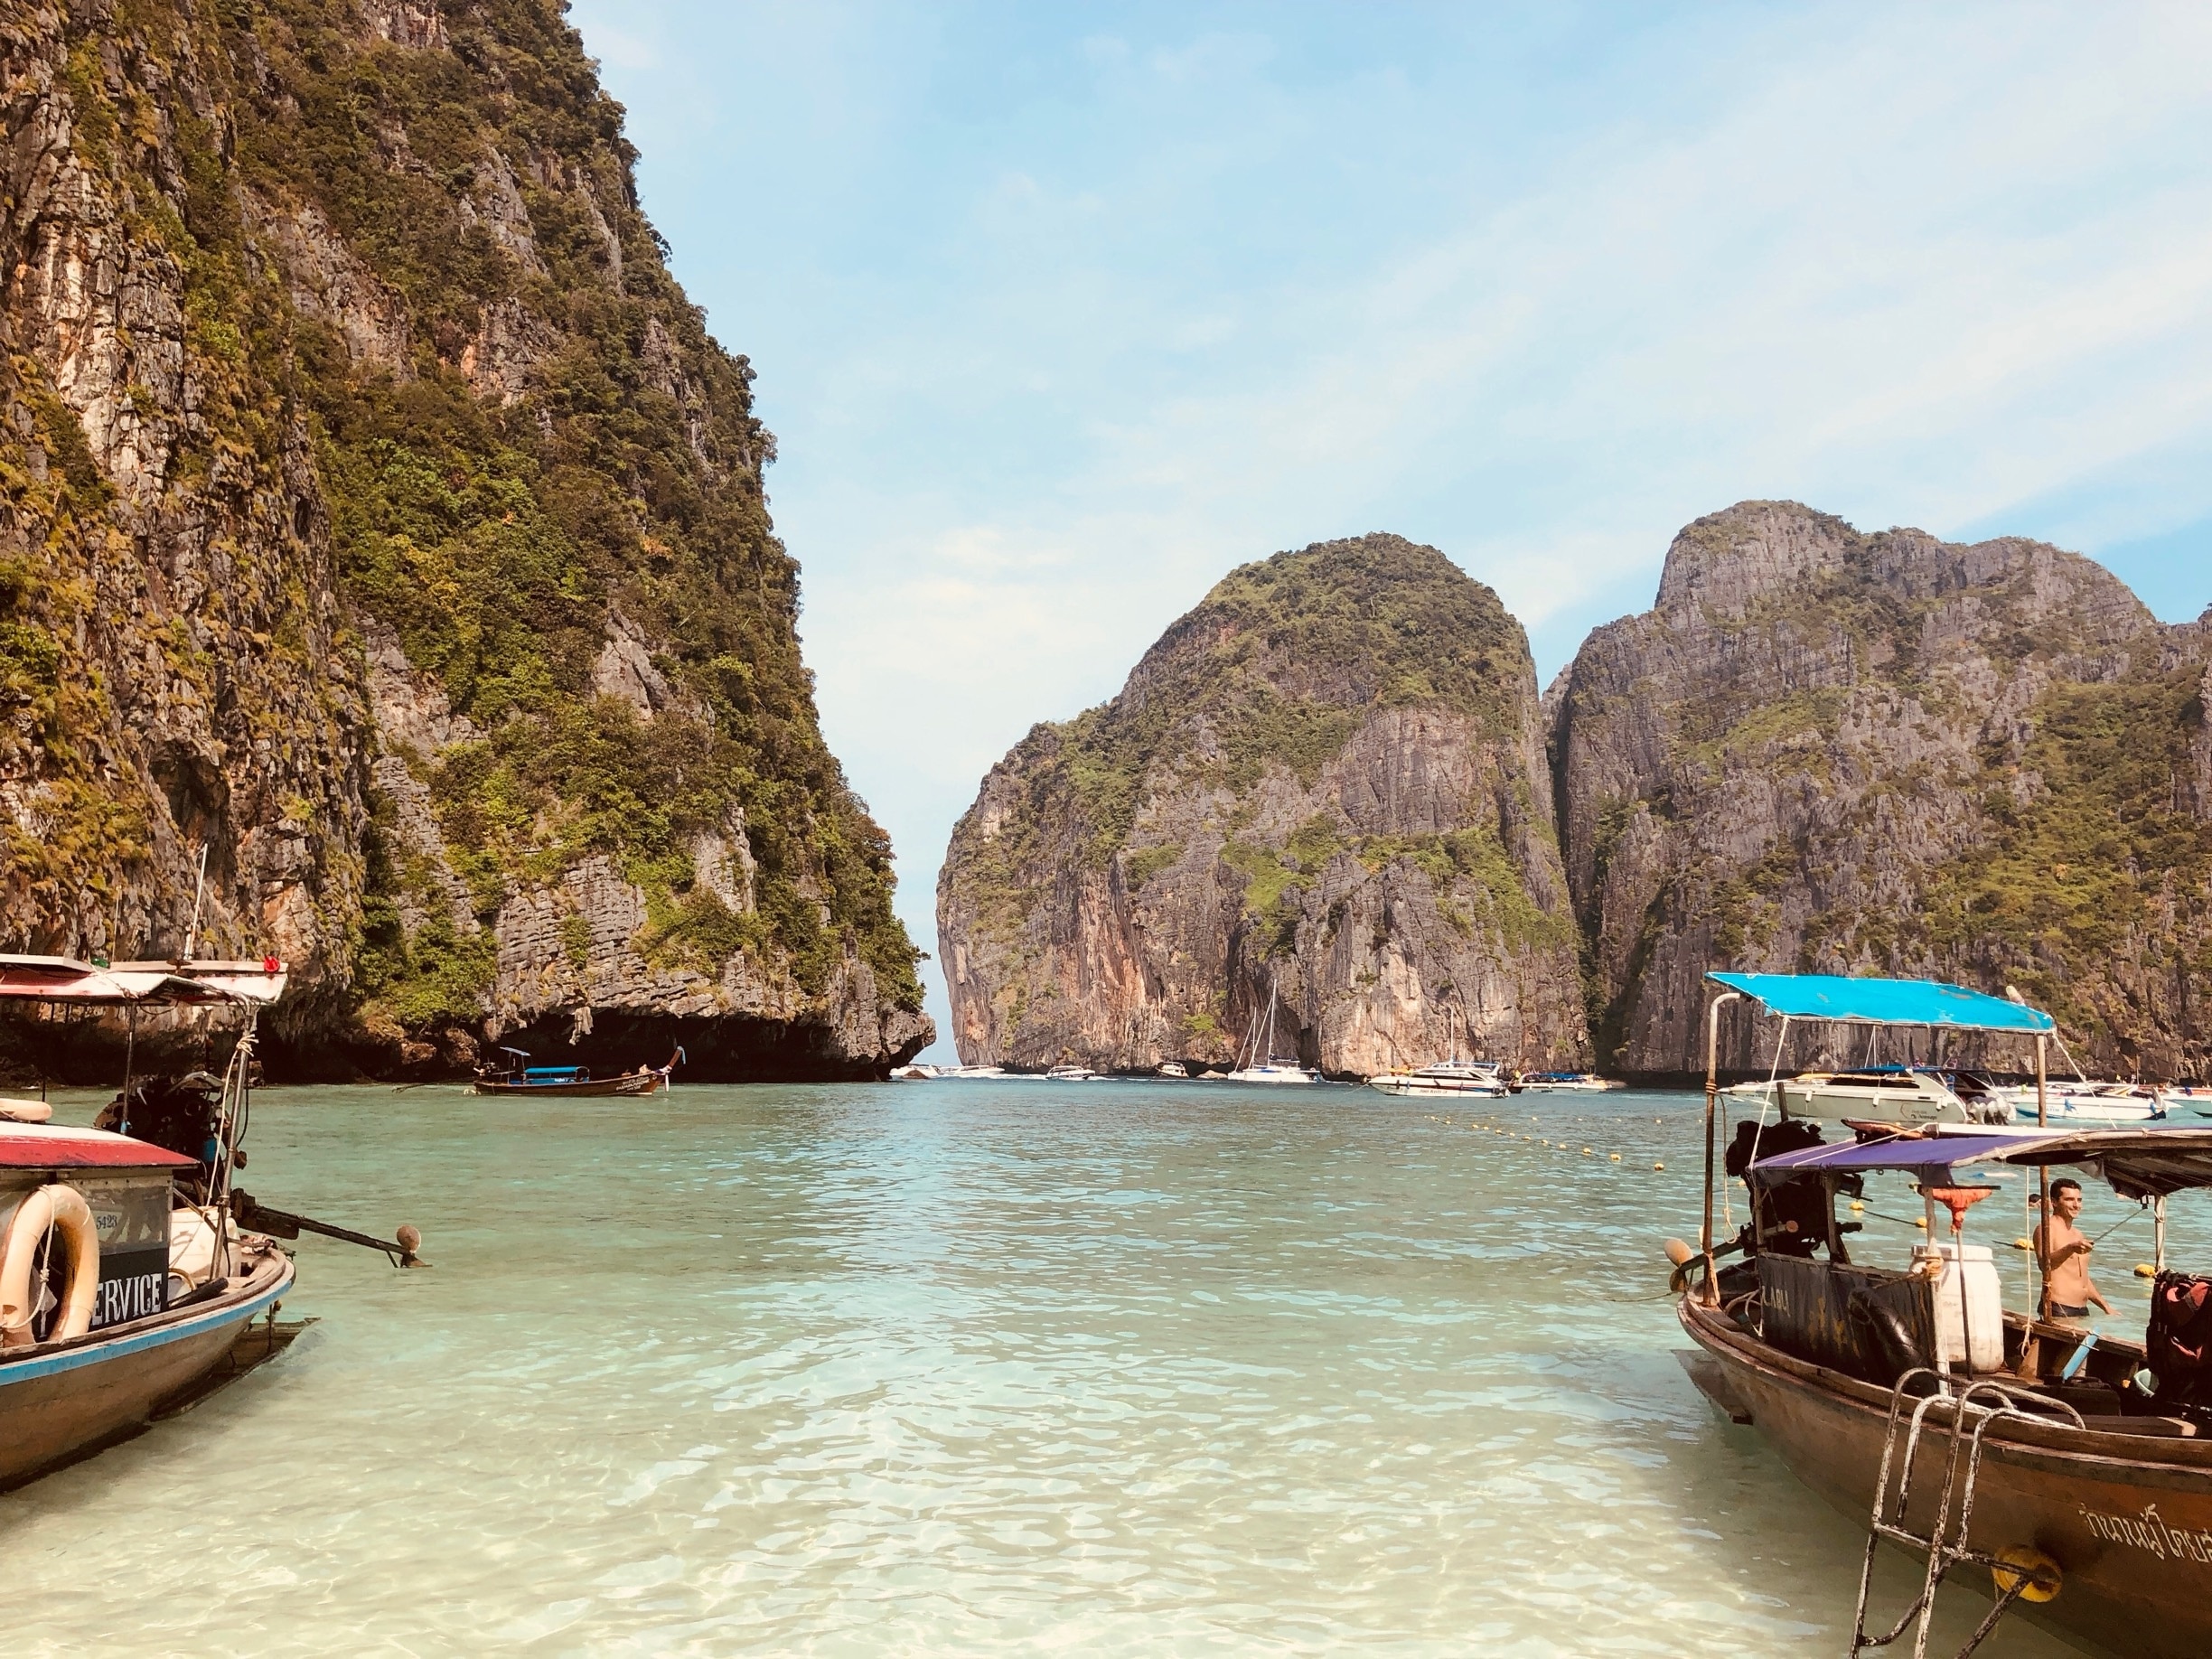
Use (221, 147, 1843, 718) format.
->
(889, 1058, 1625, 1093)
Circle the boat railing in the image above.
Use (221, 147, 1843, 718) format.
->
(1851, 1371, 2079, 1659)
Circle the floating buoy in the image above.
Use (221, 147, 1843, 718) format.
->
(1654, 1161, 1665, 1171)
(1610, 1153, 1621, 1162)
(2011, 1238, 2034, 1251)
(1914, 1217, 1927, 1229)
(1992, 1545, 2062, 1605)
(2136, 1263, 2157, 1279)
(1581, 1147, 1593, 1156)
(1850, 1201, 1865, 1213)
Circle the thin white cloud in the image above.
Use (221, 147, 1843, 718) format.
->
(578, 0, 2212, 1054)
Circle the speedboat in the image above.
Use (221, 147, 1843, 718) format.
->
(1775, 1066, 2013, 1126)
(1369, 1059, 1507, 1098)
(936, 1064, 1009, 1079)
(1675, 970, 2212, 1658)
(1157, 1062, 1190, 1079)
(1044, 1064, 1101, 1082)
(1514, 1071, 1624, 1092)
(1366, 1005, 1502, 1096)
(1997, 1079, 2167, 1124)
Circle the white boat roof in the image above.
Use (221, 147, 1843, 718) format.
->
(0, 954, 289, 1006)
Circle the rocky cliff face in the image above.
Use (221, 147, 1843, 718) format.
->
(938, 535, 1591, 1074)
(1550, 501, 2212, 1078)
(0, 0, 927, 1079)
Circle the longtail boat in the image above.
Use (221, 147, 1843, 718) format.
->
(1674, 970, 2212, 1657)
(471, 1045, 680, 1097)
(0, 956, 296, 1489)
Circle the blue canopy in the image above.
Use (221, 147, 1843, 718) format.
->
(1708, 972, 2055, 1035)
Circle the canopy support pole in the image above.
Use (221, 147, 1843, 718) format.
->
(1701, 989, 1741, 1305)
(2156, 1195, 2168, 1275)
(2035, 1034, 2052, 1319)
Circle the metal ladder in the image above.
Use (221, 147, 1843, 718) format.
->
(1849, 1370, 2081, 1659)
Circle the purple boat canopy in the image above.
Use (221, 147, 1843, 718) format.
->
(1750, 1124, 2212, 1200)
(1708, 972, 2055, 1035)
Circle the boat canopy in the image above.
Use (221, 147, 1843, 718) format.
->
(0, 1123, 199, 1171)
(1750, 1125, 2212, 1199)
(0, 954, 288, 1007)
(1707, 972, 2055, 1035)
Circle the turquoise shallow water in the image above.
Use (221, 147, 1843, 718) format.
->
(0, 1081, 2133, 1655)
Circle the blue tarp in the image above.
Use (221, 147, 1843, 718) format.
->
(1708, 972, 2055, 1035)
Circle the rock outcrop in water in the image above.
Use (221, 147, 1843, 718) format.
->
(0, 1, 927, 1079)
(1549, 501, 2212, 1078)
(937, 535, 1592, 1074)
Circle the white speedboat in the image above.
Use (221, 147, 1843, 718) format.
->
(1999, 1079, 2166, 1124)
(1514, 1072, 1623, 1092)
(1044, 1064, 1101, 1082)
(1157, 1062, 1189, 1079)
(1773, 1067, 2012, 1126)
(936, 1064, 1010, 1079)
(1369, 1058, 1507, 1098)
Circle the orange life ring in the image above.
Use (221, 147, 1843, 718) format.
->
(0, 1183, 99, 1349)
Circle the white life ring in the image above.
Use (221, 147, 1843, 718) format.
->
(0, 1183, 99, 1349)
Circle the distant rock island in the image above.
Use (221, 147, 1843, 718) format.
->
(937, 534, 1590, 1076)
(942, 508, 2212, 1081)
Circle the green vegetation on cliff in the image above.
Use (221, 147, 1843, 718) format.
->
(13, 0, 920, 1026)
(1052, 534, 1529, 864)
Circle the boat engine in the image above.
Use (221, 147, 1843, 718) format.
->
(93, 1073, 227, 1202)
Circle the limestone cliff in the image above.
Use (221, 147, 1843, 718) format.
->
(937, 534, 1590, 1074)
(0, 0, 927, 1078)
(1550, 501, 2212, 1078)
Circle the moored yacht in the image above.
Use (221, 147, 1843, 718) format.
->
(1369, 1058, 1507, 1098)
(1219, 973, 1322, 1084)
(1366, 1006, 1503, 1097)
(1774, 1065, 2013, 1126)
(1996, 1078, 2167, 1124)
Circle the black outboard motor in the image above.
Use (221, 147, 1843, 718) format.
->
(1723, 1118, 1845, 1261)
(93, 1073, 227, 1203)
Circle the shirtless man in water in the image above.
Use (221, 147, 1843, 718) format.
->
(2036, 1177, 2114, 1321)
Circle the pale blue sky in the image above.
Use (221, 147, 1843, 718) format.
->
(567, 1, 2212, 1058)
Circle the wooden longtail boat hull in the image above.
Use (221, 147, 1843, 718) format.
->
(1681, 1296, 2212, 1659)
(0, 1250, 293, 1491)
(471, 1073, 662, 1097)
